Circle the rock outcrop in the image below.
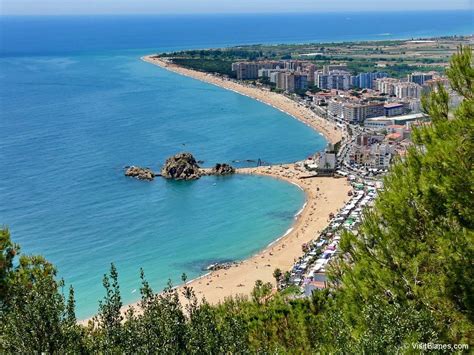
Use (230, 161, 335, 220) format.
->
(211, 163, 235, 176)
(125, 166, 155, 181)
(161, 152, 201, 180)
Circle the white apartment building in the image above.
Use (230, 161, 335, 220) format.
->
(394, 82, 422, 99)
(315, 70, 351, 90)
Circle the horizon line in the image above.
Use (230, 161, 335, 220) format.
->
(0, 8, 471, 17)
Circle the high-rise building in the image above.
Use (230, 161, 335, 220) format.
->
(342, 102, 385, 123)
(275, 72, 287, 90)
(316, 73, 329, 89)
(408, 72, 434, 85)
(328, 99, 344, 120)
(276, 72, 308, 92)
(232, 60, 287, 80)
(394, 82, 422, 99)
(315, 70, 351, 90)
(231, 62, 259, 80)
(353, 72, 388, 89)
(303, 64, 317, 84)
(374, 78, 400, 95)
(384, 103, 405, 117)
(285, 73, 296, 92)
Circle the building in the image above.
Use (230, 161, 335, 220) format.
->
(400, 98, 422, 113)
(316, 73, 329, 90)
(258, 68, 272, 78)
(313, 144, 337, 174)
(352, 72, 388, 89)
(364, 118, 393, 130)
(294, 73, 308, 91)
(374, 78, 422, 99)
(349, 140, 394, 169)
(408, 72, 434, 85)
(284, 60, 299, 71)
(231, 62, 259, 80)
(275, 72, 287, 90)
(324, 64, 348, 72)
(384, 103, 405, 117)
(394, 82, 422, 99)
(328, 97, 386, 124)
(374, 78, 399, 95)
(275, 72, 308, 92)
(364, 112, 429, 127)
(315, 70, 351, 90)
(328, 99, 344, 120)
(303, 64, 317, 83)
(343, 102, 385, 123)
(232, 60, 289, 80)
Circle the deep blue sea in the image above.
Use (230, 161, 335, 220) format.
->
(0, 11, 472, 318)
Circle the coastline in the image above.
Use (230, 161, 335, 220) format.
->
(176, 164, 350, 305)
(141, 55, 343, 146)
(81, 55, 350, 323)
(90, 164, 349, 323)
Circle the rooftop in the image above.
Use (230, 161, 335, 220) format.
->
(384, 103, 404, 108)
(366, 112, 428, 122)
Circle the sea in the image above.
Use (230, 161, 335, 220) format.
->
(0, 11, 472, 318)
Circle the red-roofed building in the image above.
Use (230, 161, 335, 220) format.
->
(386, 133, 402, 141)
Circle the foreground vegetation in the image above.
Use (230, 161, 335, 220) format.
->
(1, 48, 473, 353)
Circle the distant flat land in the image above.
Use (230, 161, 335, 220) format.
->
(160, 35, 474, 78)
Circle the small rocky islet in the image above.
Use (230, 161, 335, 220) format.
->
(124, 152, 235, 181)
(161, 152, 202, 180)
(124, 166, 156, 181)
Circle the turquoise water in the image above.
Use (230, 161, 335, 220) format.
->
(0, 53, 319, 318)
(1, 12, 471, 318)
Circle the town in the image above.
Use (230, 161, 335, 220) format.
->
(230, 58, 461, 177)
(154, 37, 470, 299)
(229, 57, 459, 296)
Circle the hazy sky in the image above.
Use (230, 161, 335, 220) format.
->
(1, 0, 472, 15)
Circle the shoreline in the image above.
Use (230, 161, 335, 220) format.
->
(83, 165, 349, 323)
(141, 55, 343, 146)
(79, 56, 350, 323)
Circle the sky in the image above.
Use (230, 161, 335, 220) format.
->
(0, 0, 472, 15)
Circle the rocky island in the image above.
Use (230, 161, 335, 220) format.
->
(161, 152, 235, 180)
(125, 153, 235, 181)
(208, 163, 235, 176)
(161, 152, 202, 180)
(124, 166, 156, 181)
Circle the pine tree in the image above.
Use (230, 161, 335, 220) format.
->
(329, 46, 474, 349)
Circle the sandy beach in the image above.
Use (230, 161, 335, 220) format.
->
(82, 56, 350, 323)
(81, 162, 349, 324)
(178, 163, 350, 305)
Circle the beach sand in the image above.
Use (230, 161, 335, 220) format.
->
(179, 163, 350, 305)
(80, 56, 350, 323)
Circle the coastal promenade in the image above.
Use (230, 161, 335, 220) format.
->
(142, 55, 343, 145)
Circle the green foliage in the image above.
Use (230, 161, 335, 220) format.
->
(0, 234, 84, 353)
(330, 45, 474, 348)
(273, 268, 282, 283)
(171, 58, 236, 77)
(0, 227, 17, 303)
